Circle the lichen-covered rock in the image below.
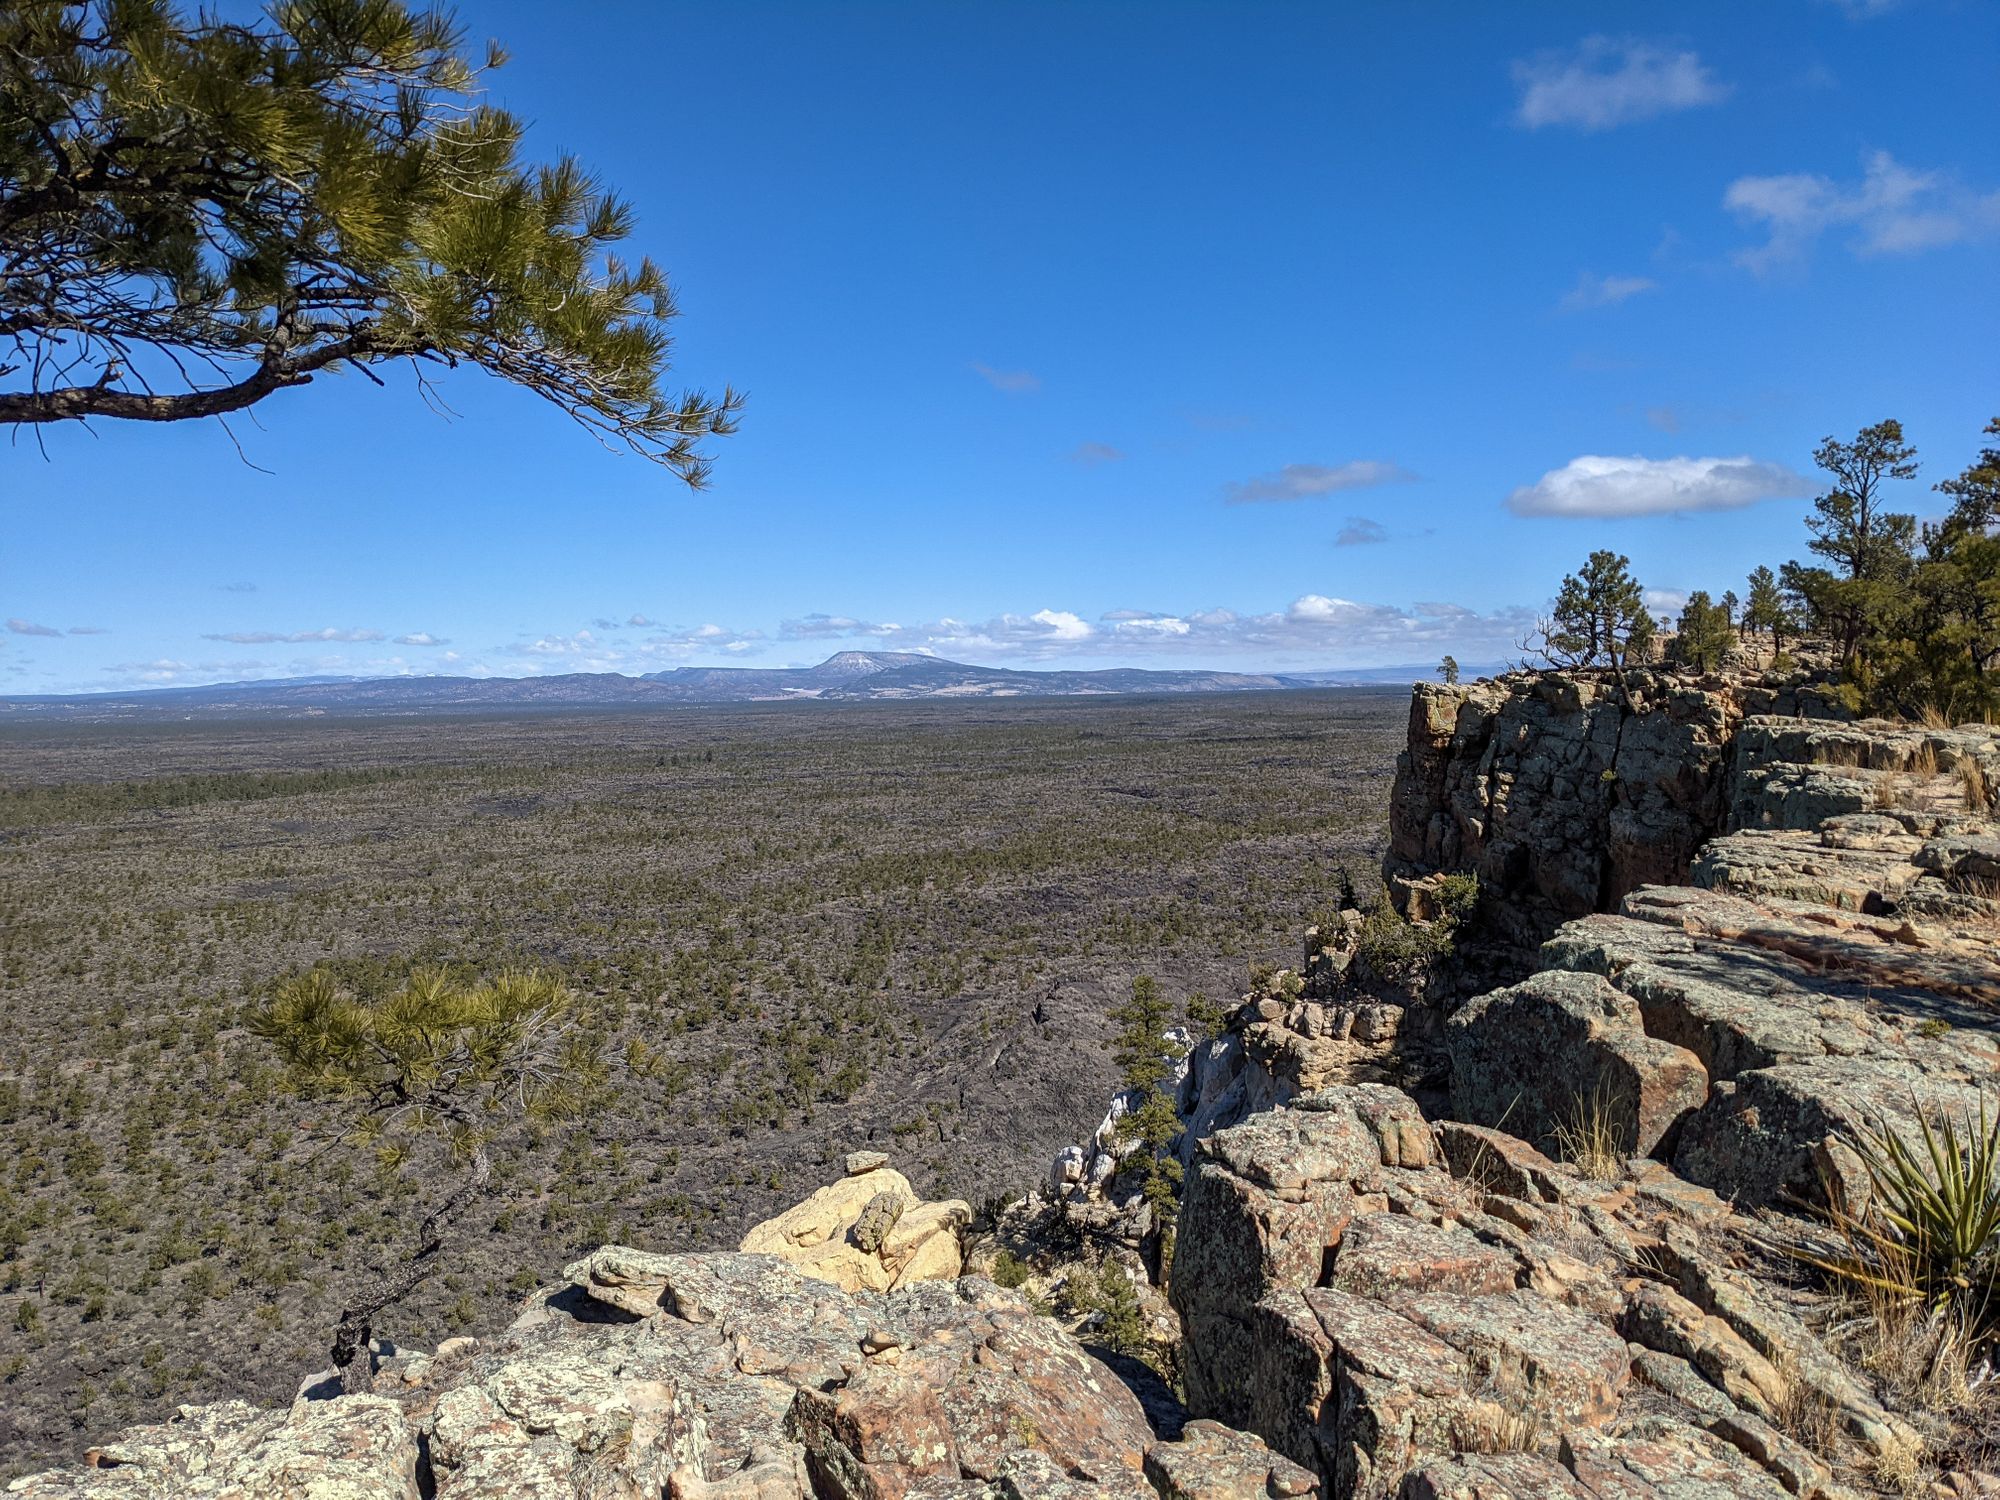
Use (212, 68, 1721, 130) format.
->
(1170, 1088, 1418, 1427)
(1385, 672, 1795, 952)
(1537, 889, 1999, 1210)
(850, 1190, 906, 1254)
(1445, 970, 1707, 1159)
(8, 1397, 418, 1499)
(1142, 1418, 1319, 1498)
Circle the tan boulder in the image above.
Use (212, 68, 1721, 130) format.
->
(739, 1161, 970, 1295)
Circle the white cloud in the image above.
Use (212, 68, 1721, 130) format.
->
(1334, 517, 1388, 548)
(778, 595, 1533, 667)
(1069, 441, 1125, 466)
(66, 625, 108, 636)
(215, 582, 257, 593)
(1726, 151, 2000, 272)
(393, 632, 449, 647)
(782, 614, 889, 640)
(108, 660, 192, 681)
(970, 362, 1040, 394)
(1560, 272, 1659, 312)
(1030, 608, 1091, 641)
(202, 627, 386, 644)
(1224, 461, 1417, 504)
(1514, 38, 1728, 131)
(1108, 614, 1193, 638)
(1506, 454, 1812, 518)
(6, 618, 60, 637)
(502, 623, 765, 672)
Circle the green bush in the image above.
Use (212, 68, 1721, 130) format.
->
(989, 1250, 1032, 1290)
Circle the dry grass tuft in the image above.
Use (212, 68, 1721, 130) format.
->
(1959, 758, 1994, 814)
(1917, 705, 1955, 732)
(1449, 1394, 1543, 1456)
(1907, 742, 1940, 780)
(1551, 1083, 1628, 1181)
(1870, 1428, 1928, 1497)
(1769, 1364, 1842, 1461)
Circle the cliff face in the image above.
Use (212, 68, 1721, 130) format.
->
(1385, 669, 1847, 950)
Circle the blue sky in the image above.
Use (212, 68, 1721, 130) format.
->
(5, 0, 1997, 693)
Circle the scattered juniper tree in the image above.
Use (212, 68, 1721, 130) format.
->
(1439, 654, 1460, 685)
(0, 0, 739, 476)
(250, 966, 607, 1390)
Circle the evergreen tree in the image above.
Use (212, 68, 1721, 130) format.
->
(1534, 550, 1653, 677)
(1742, 565, 1791, 655)
(0, 0, 738, 477)
(1108, 976, 1182, 1221)
(1439, 655, 1460, 685)
(1670, 591, 1735, 672)
(1877, 418, 2000, 718)
(1781, 420, 1920, 666)
(251, 966, 607, 1389)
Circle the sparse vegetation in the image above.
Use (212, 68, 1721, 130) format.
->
(1543, 417, 2000, 725)
(0, 691, 1405, 1473)
(1351, 873, 1479, 988)
(1789, 1099, 2000, 1480)
(250, 966, 609, 1388)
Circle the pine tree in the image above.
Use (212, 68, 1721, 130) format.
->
(1878, 418, 2000, 718)
(1781, 420, 1920, 667)
(250, 966, 607, 1389)
(1107, 976, 1182, 1221)
(1439, 655, 1460, 685)
(1742, 566, 1791, 655)
(0, 0, 738, 477)
(1670, 591, 1735, 672)
(1533, 550, 1653, 678)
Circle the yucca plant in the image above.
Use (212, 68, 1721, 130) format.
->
(1804, 1097, 2000, 1352)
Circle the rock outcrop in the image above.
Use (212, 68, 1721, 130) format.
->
(14, 1247, 1260, 1499)
(1386, 669, 1848, 952)
(739, 1158, 971, 1294)
(1170, 1083, 1914, 1499)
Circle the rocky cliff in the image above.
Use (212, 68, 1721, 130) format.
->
(20, 672, 2000, 1499)
(1385, 668, 1852, 952)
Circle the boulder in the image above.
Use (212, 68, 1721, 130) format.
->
(739, 1162, 970, 1293)
(10, 1397, 418, 1499)
(1143, 1418, 1320, 1498)
(1446, 971, 1707, 1159)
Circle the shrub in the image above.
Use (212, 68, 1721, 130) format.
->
(1352, 875, 1478, 987)
(1070, 1261, 1148, 1356)
(989, 1250, 1032, 1290)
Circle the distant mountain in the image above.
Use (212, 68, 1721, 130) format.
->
(0, 651, 1445, 721)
